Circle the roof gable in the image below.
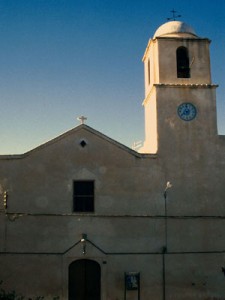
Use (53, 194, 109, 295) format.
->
(0, 124, 154, 159)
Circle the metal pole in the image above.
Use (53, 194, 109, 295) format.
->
(163, 181, 172, 300)
(165, 193, 167, 249)
(162, 247, 166, 300)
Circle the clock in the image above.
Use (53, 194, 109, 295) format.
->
(177, 103, 197, 121)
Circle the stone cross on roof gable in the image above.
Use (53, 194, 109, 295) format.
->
(77, 116, 87, 125)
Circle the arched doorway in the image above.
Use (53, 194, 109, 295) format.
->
(69, 259, 101, 300)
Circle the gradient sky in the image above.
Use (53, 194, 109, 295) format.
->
(0, 0, 225, 154)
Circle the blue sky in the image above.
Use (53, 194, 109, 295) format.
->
(0, 0, 225, 154)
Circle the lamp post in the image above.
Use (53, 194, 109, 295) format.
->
(164, 181, 172, 249)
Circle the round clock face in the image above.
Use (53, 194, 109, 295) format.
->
(177, 103, 197, 121)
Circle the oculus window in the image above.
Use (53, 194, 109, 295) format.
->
(73, 181, 94, 212)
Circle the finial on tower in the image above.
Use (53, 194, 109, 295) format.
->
(167, 9, 181, 21)
(77, 116, 87, 125)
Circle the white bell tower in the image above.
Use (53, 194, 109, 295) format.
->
(140, 21, 218, 154)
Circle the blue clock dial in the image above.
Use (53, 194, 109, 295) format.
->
(177, 103, 197, 121)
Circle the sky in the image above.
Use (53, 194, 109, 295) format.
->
(0, 0, 225, 154)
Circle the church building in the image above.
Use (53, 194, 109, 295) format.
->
(0, 20, 225, 300)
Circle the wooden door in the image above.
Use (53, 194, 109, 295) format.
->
(69, 259, 101, 300)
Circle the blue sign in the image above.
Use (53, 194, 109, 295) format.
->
(125, 272, 140, 290)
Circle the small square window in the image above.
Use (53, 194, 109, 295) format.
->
(73, 181, 94, 212)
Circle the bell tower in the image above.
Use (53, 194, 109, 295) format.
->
(140, 21, 218, 154)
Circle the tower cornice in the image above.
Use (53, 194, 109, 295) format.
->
(155, 37, 211, 42)
(142, 83, 218, 106)
(142, 38, 156, 61)
(154, 83, 218, 88)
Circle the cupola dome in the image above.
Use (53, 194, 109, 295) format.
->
(153, 21, 198, 38)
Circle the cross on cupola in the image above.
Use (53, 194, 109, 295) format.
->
(167, 9, 181, 21)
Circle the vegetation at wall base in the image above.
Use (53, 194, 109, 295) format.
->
(0, 281, 59, 300)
